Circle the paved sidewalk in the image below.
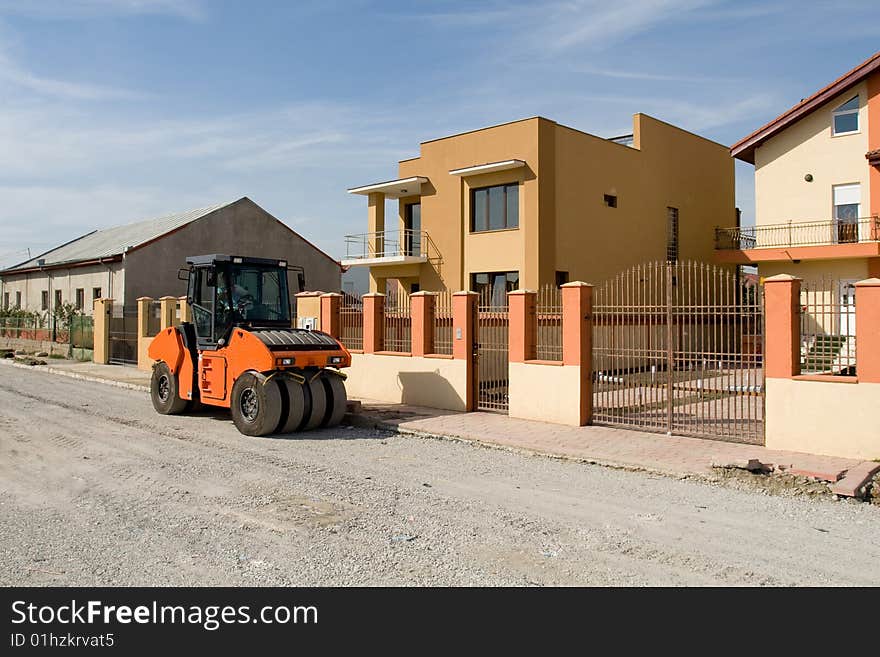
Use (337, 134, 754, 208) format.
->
(1, 358, 865, 481)
(347, 400, 863, 480)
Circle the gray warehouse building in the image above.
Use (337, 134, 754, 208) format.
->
(0, 197, 341, 315)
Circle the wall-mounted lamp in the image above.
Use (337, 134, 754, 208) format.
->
(804, 173, 813, 182)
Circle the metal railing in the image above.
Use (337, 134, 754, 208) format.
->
(799, 278, 856, 376)
(343, 229, 432, 260)
(340, 292, 363, 351)
(536, 285, 562, 361)
(383, 290, 411, 353)
(715, 216, 880, 250)
(432, 290, 454, 355)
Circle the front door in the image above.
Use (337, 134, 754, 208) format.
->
(404, 203, 421, 256)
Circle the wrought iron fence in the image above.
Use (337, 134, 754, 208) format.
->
(477, 289, 509, 412)
(344, 229, 430, 260)
(340, 292, 363, 351)
(799, 278, 856, 376)
(536, 285, 562, 361)
(715, 216, 880, 250)
(432, 290, 454, 355)
(592, 261, 764, 445)
(384, 290, 411, 352)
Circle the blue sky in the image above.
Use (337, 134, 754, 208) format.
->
(0, 0, 878, 268)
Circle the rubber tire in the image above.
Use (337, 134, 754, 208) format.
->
(321, 372, 347, 428)
(300, 371, 327, 431)
(151, 362, 189, 415)
(230, 372, 283, 437)
(277, 376, 307, 434)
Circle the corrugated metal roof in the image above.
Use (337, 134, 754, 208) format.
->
(4, 200, 236, 272)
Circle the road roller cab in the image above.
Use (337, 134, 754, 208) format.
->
(147, 254, 351, 436)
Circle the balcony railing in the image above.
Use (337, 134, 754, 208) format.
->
(715, 216, 880, 250)
(343, 229, 433, 261)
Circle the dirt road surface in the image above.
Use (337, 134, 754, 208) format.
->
(1, 366, 878, 586)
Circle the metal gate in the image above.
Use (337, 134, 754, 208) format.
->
(477, 291, 509, 412)
(592, 261, 764, 444)
(108, 303, 151, 366)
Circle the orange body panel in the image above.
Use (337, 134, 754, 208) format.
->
(148, 325, 352, 408)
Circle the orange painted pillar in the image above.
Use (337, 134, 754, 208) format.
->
(362, 293, 385, 354)
(453, 291, 478, 411)
(410, 291, 434, 357)
(508, 290, 537, 363)
(320, 293, 342, 338)
(867, 70, 879, 217)
(562, 281, 593, 426)
(763, 274, 801, 378)
(855, 278, 880, 383)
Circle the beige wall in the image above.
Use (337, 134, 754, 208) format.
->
(760, 259, 869, 282)
(1, 262, 124, 316)
(360, 114, 734, 292)
(766, 377, 880, 460)
(345, 353, 468, 410)
(508, 362, 583, 425)
(554, 114, 735, 285)
(755, 81, 870, 225)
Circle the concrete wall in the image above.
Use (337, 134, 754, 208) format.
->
(123, 198, 342, 309)
(766, 377, 880, 460)
(0, 262, 124, 316)
(345, 352, 468, 411)
(508, 362, 583, 425)
(755, 80, 870, 225)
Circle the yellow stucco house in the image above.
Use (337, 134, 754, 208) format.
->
(723, 51, 880, 283)
(343, 114, 735, 296)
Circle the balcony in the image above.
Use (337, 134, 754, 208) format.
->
(714, 216, 880, 263)
(341, 229, 436, 267)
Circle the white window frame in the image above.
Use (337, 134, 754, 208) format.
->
(831, 95, 859, 136)
(832, 183, 861, 243)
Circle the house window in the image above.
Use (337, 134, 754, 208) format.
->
(471, 271, 519, 306)
(15, 291, 21, 308)
(833, 183, 860, 243)
(75, 288, 84, 310)
(666, 207, 679, 262)
(604, 194, 617, 208)
(404, 202, 421, 256)
(93, 287, 102, 300)
(54, 290, 62, 309)
(555, 271, 569, 287)
(41, 291, 49, 310)
(471, 183, 519, 232)
(832, 95, 859, 135)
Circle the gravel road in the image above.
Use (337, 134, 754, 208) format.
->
(1, 366, 878, 586)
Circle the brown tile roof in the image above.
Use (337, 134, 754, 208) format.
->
(731, 51, 880, 164)
(868, 148, 880, 165)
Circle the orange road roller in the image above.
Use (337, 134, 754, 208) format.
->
(148, 254, 351, 436)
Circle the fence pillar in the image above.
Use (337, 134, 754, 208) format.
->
(92, 298, 112, 365)
(855, 278, 880, 383)
(178, 296, 191, 323)
(320, 293, 343, 338)
(363, 293, 385, 353)
(159, 296, 177, 330)
(763, 274, 801, 378)
(508, 290, 537, 363)
(453, 291, 478, 411)
(562, 282, 594, 426)
(410, 291, 435, 357)
(137, 296, 154, 372)
(295, 291, 323, 330)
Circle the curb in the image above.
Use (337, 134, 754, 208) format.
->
(343, 411, 709, 483)
(0, 358, 150, 392)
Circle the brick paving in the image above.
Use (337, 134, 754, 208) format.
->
(350, 399, 863, 480)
